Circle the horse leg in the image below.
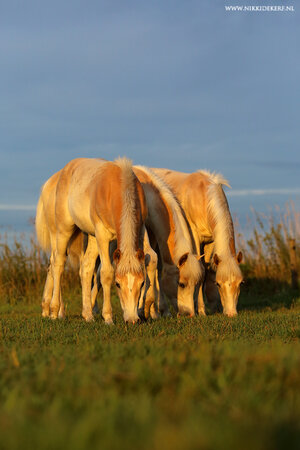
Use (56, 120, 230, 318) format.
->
(58, 289, 65, 318)
(149, 269, 161, 319)
(91, 267, 102, 314)
(197, 284, 206, 316)
(142, 231, 159, 319)
(42, 250, 65, 318)
(95, 226, 114, 325)
(80, 236, 98, 322)
(42, 262, 53, 317)
(100, 260, 114, 325)
(49, 232, 70, 319)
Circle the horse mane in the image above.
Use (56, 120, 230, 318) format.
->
(114, 157, 143, 275)
(200, 171, 242, 280)
(135, 165, 201, 283)
(198, 170, 231, 188)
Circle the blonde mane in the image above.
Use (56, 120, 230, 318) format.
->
(201, 171, 242, 281)
(135, 165, 201, 283)
(114, 157, 143, 275)
(198, 170, 231, 188)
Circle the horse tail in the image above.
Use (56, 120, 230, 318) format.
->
(35, 193, 51, 252)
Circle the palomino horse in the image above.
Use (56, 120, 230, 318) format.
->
(63, 165, 203, 318)
(133, 166, 204, 317)
(35, 169, 158, 321)
(152, 169, 243, 317)
(36, 157, 147, 324)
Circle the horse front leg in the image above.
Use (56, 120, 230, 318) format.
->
(91, 268, 101, 314)
(141, 231, 159, 319)
(80, 235, 98, 322)
(197, 284, 206, 316)
(100, 261, 114, 324)
(95, 227, 114, 325)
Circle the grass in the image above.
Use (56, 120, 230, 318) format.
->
(1, 293, 300, 450)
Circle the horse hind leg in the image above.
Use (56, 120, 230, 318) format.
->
(42, 250, 66, 318)
(49, 232, 71, 319)
(42, 263, 53, 317)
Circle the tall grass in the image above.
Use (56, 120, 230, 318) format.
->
(0, 201, 299, 306)
(236, 202, 300, 285)
(0, 233, 80, 305)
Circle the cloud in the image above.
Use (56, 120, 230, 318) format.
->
(228, 188, 300, 197)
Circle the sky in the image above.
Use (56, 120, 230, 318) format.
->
(0, 0, 299, 224)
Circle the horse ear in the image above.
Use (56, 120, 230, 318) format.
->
(178, 253, 189, 268)
(113, 249, 121, 264)
(136, 248, 145, 262)
(213, 253, 221, 266)
(236, 251, 243, 264)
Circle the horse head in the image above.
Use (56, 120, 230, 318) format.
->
(162, 252, 204, 317)
(113, 248, 146, 323)
(213, 252, 243, 316)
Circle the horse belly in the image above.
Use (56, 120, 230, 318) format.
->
(68, 200, 95, 236)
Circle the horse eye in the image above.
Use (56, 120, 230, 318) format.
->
(178, 282, 186, 289)
(141, 281, 145, 288)
(215, 282, 220, 287)
(115, 282, 120, 289)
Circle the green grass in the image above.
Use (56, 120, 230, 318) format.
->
(1, 290, 300, 450)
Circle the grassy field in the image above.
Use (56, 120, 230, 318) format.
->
(1, 287, 300, 450)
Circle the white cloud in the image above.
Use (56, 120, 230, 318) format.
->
(228, 188, 300, 197)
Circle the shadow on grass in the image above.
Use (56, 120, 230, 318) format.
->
(238, 277, 299, 312)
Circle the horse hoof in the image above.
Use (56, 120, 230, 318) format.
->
(104, 318, 114, 325)
(83, 315, 95, 323)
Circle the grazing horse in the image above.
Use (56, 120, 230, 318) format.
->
(36, 157, 147, 324)
(133, 166, 204, 317)
(152, 169, 243, 317)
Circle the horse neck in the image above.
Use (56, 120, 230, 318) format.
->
(208, 184, 236, 260)
(164, 201, 193, 265)
(135, 165, 193, 266)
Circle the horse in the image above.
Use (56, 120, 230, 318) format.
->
(152, 169, 243, 317)
(133, 166, 204, 317)
(36, 157, 147, 324)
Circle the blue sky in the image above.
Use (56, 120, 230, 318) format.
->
(0, 0, 299, 214)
